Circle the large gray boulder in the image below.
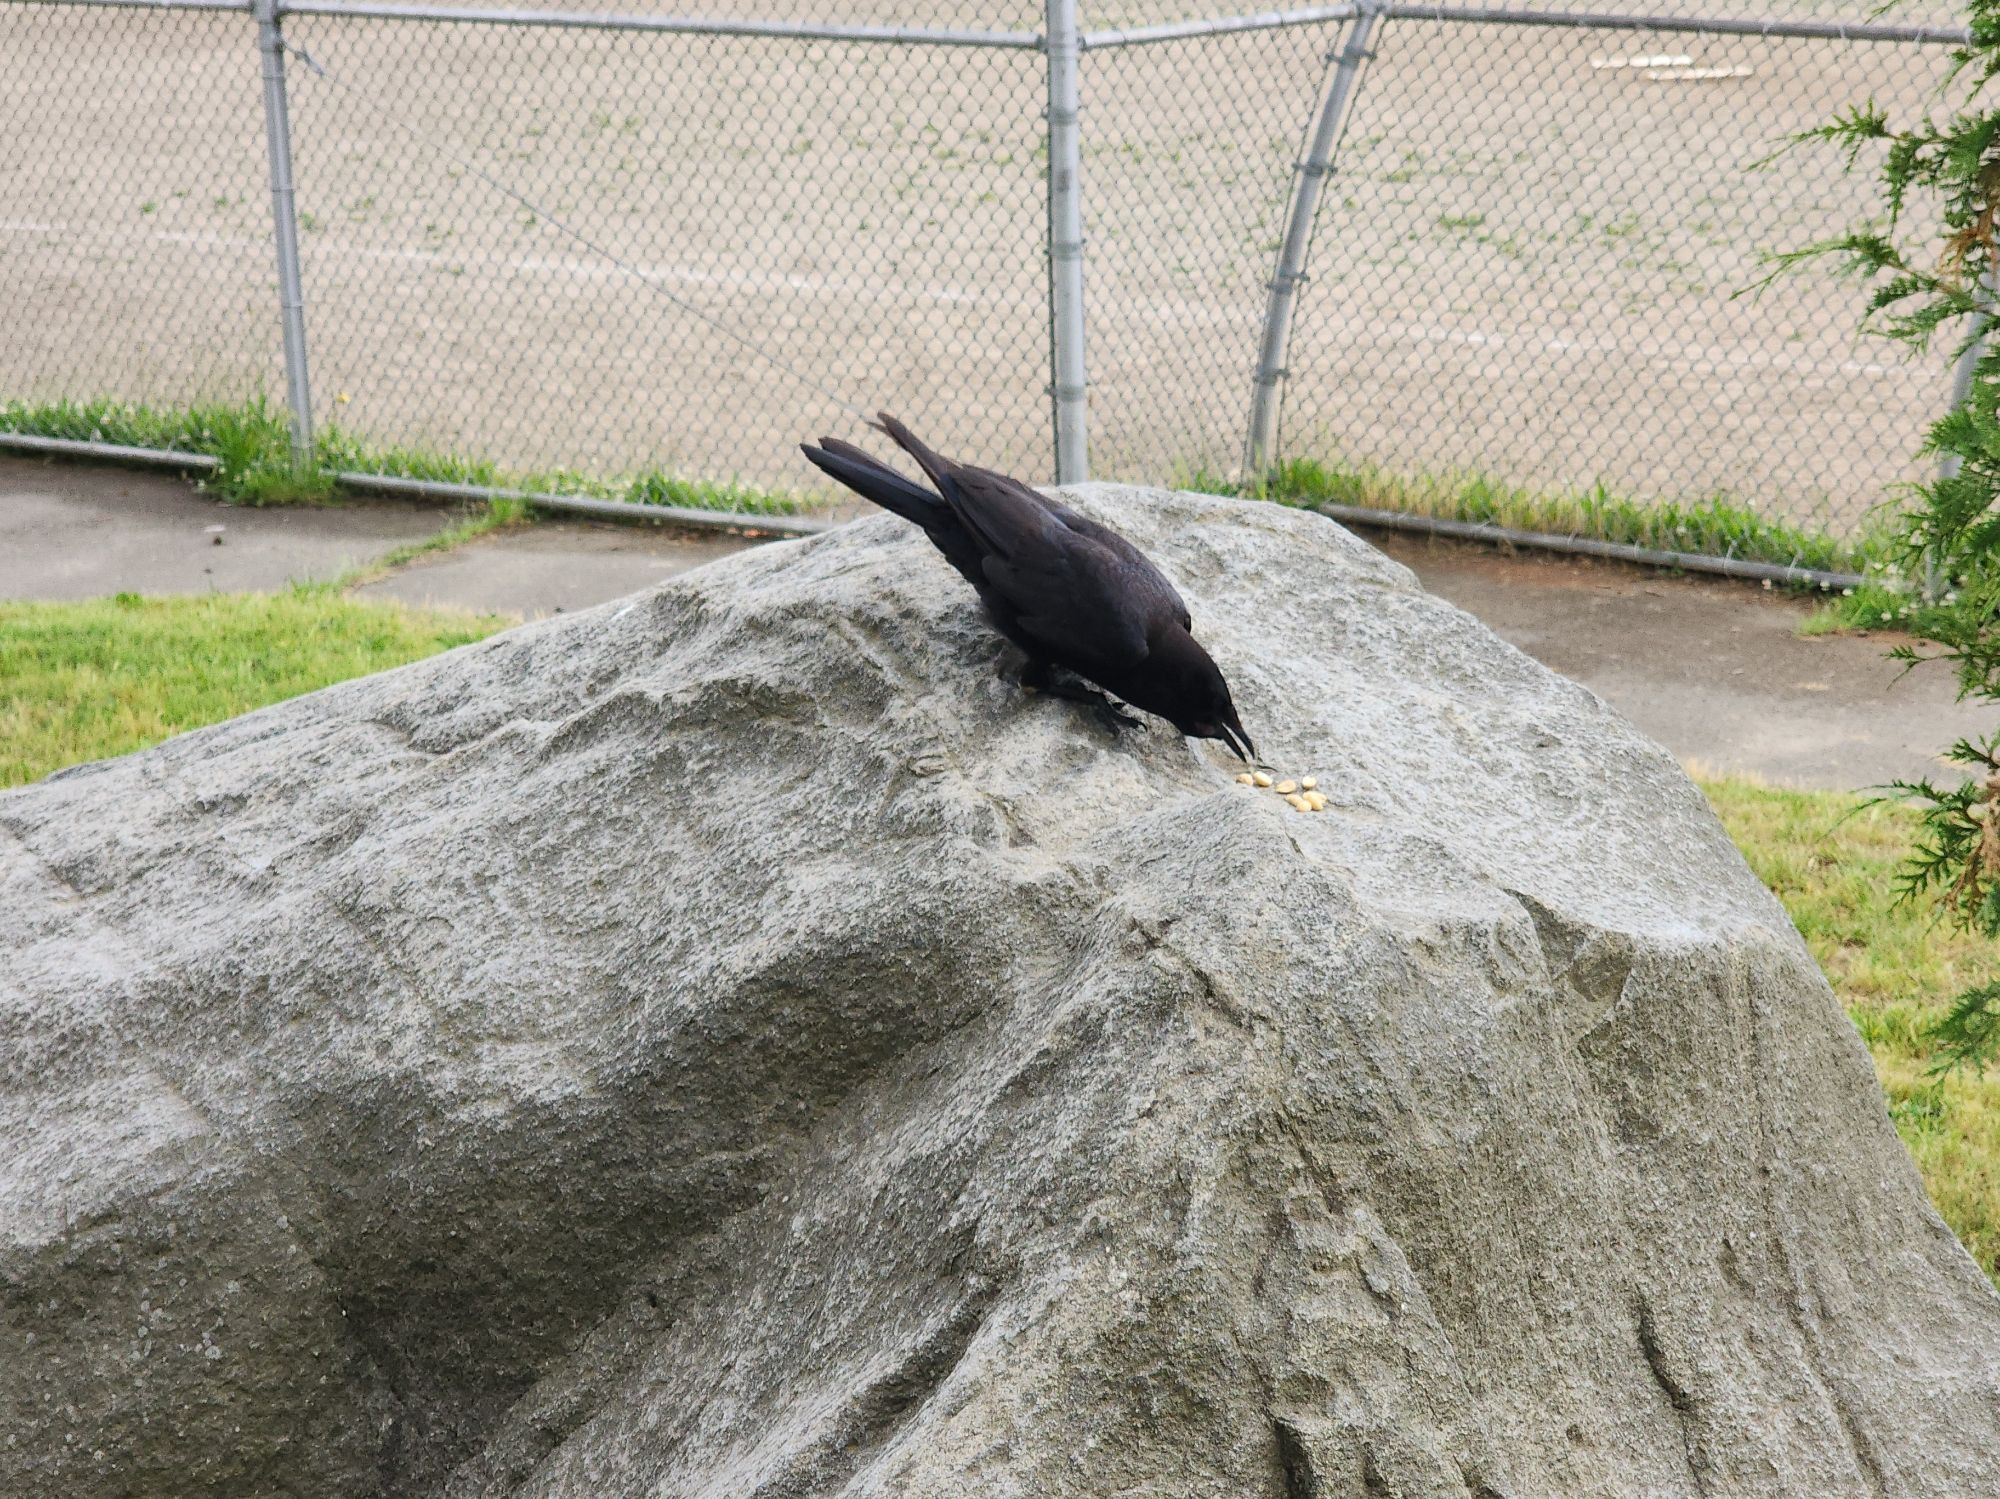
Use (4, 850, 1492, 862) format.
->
(3, 486, 1995, 1497)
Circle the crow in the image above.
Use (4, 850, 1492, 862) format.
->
(801, 414, 1257, 762)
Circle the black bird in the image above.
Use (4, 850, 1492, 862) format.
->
(801, 414, 1257, 762)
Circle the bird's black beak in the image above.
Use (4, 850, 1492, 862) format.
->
(1227, 707, 1257, 764)
(1216, 715, 1255, 764)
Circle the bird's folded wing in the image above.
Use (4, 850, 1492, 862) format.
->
(1044, 501, 1191, 631)
(945, 470, 1154, 670)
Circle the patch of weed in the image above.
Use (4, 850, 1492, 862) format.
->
(1168, 451, 1880, 575)
(2, 396, 818, 516)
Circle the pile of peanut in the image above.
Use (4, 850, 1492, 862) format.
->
(1235, 770, 1326, 813)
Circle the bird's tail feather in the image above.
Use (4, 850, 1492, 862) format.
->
(800, 438, 943, 528)
(868, 413, 957, 495)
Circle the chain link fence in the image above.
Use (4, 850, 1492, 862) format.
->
(2, 4, 282, 422)
(0, 0, 1970, 566)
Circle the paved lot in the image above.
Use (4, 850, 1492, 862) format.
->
(1369, 531, 1981, 791)
(0, 455, 446, 599)
(2, 458, 1985, 790)
(353, 521, 749, 615)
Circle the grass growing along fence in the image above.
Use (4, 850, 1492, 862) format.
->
(1269, 457, 1873, 573)
(4, 395, 335, 504)
(0, 396, 814, 515)
(6, 395, 1888, 575)
(1173, 455, 1886, 577)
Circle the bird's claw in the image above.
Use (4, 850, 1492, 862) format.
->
(1096, 703, 1143, 736)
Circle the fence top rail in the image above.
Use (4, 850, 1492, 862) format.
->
(1379, 5, 1970, 44)
(1078, 4, 1971, 47)
(6, 0, 1969, 46)
(0, 0, 1037, 43)
(1079, 5, 1358, 48)
(272, 1, 1044, 44)
(7, 0, 252, 10)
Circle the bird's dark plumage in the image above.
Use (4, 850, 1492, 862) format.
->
(801, 415, 1256, 761)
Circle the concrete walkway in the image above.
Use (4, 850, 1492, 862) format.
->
(2, 455, 1984, 790)
(1368, 532, 1980, 792)
(354, 522, 748, 616)
(0, 455, 446, 598)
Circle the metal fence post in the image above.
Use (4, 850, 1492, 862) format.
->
(1929, 323, 1984, 598)
(1044, 0, 1089, 485)
(254, 0, 315, 468)
(1930, 265, 1995, 599)
(1244, 0, 1381, 481)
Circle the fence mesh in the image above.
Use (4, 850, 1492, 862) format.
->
(0, 0, 1971, 554)
(1277, 21, 1957, 541)
(280, 17, 1054, 482)
(1082, 22, 1339, 483)
(0, 4, 281, 415)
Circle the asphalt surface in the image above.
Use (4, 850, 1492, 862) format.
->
(1368, 531, 1979, 792)
(0, 455, 444, 598)
(3, 454, 1984, 790)
(352, 522, 750, 616)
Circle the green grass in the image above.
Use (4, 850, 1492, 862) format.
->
(317, 424, 812, 516)
(0, 590, 504, 787)
(1176, 455, 1883, 577)
(1799, 577, 1938, 637)
(1, 396, 815, 516)
(7, 396, 1888, 566)
(1704, 776, 1998, 1281)
(1, 395, 334, 505)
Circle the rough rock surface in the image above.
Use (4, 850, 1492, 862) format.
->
(3, 486, 1996, 1498)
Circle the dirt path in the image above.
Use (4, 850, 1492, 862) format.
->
(2, 456, 1980, 790)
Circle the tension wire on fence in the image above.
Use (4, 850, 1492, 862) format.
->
(282, 40, 876, 425)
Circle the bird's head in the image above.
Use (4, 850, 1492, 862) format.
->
(1158, 631, 1257, 763)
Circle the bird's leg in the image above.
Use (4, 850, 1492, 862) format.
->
(1020, 659, 1143, 735)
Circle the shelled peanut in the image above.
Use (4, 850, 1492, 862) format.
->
(1234, 769, 1326, 811)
